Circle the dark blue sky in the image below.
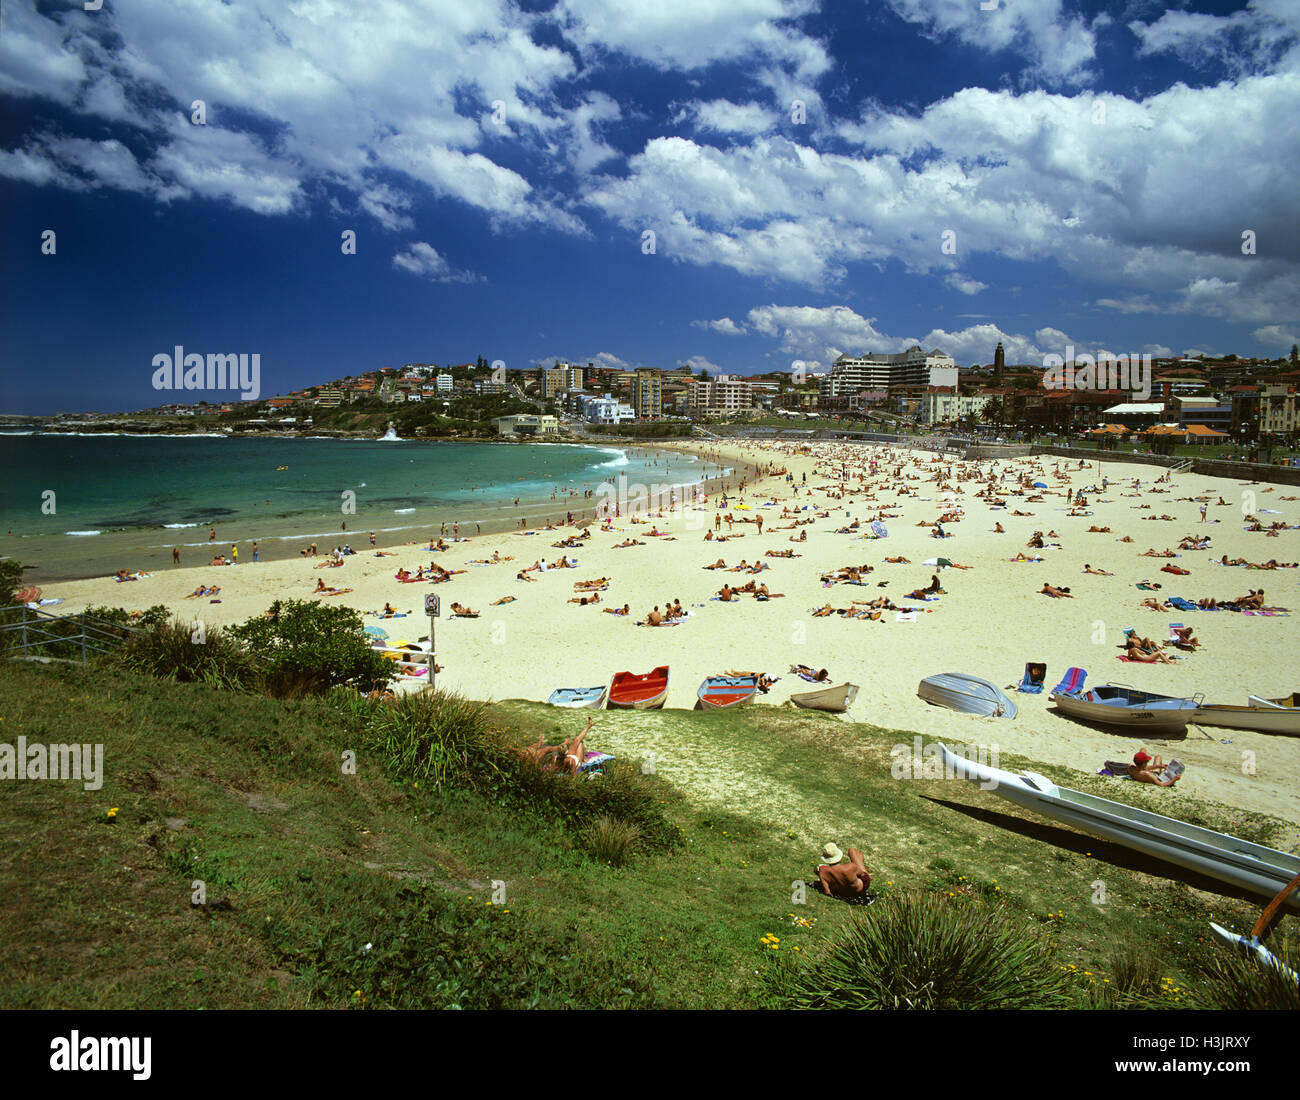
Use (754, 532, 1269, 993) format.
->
(2, 0, 1297, 413)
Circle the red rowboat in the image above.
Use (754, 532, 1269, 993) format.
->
(608, 666, 669, 709)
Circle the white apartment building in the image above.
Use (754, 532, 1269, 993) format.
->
(582, 393, 636, 426)
(917, 389, 992, 425)
(436, 373, 453, 393)
(820, 346, 957, 400)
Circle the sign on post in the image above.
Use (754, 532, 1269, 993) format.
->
(423, 593, 439, 692)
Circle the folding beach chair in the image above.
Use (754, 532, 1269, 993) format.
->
(1016, 661, 1047, 694)
(1051, 667, 1087, 696)
(1167, 622, 1184, 643)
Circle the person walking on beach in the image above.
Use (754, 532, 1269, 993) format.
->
(370, 531, 376, 547)
(230, 544, 238, 564)
(209, 528, 216, 543)
(1200, 502, 1208, 523)
(172, 547, 180, 566)
(252, 542, 259, 562)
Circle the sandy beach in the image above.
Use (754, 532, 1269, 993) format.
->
(39, 439, 1300, 823)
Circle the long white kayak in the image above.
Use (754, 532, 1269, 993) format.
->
(937, 743, 1300, 911)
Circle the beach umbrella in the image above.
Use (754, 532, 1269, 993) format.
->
(922, 557, 954, 568)
(1032, 481, 1047, 488)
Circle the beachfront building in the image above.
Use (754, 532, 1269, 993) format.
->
(633, 369, 662, 419)
(688, 375, 755, 416)
(492, 414, 560, 436)
(820, 346, 957, 401)
(1101, 401, 1166, 430)
(1173, 395, 1230, 432)
(436, 373, 453, 393)
(582, 394, 636, 426)
(915, 387, 992, 426)
(1259, 384, 1299, 442)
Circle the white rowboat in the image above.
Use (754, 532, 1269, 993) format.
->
(937, 743, 1300, 911)
(789, 682, 859, 712)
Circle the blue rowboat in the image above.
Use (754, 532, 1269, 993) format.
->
(548, 685, 607, 709)
(696, 675, 759, 710)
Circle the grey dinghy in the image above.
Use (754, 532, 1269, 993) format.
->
(937, 743, 1300, 911)
(917, 673, 1017, 718)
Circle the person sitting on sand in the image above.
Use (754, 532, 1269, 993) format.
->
(993, 522, 1005, 533)
(813, 843, 871, 900)
(717, 584, 734, 601)
(1027, 531, 1045, 549)
(1125, 636, 1173, 663)
(924, 574, 944, 594)
(1040, 583, 1072, 598)
(381, 602, 397, 617)
(646, 605, 664, 626)
(1129, 751, 1181, 786)
(1169, 625, 1200, 650)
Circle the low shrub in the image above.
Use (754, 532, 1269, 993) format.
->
(1188, 942, 1300, 1010)
(777, 889, 1072, 1010)
(231, 600, 394, 696)
(114, 617, 255, 688)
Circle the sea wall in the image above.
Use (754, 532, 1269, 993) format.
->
(1030, 446, 1300, 487)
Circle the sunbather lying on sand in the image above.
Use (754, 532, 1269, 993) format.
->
(883, 556, 910, 564)
(791, 665, 831, 682)
(604, 604, 631, 616)
(491, 596, 516, 605)
(568, 591, 602, 605)
(1040, 583, 1073, 598)
(450, 602, 479, 617)
(1082, 564, 1113, 575)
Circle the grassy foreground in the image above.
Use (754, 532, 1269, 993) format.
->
(0, 659, 1295, 1009)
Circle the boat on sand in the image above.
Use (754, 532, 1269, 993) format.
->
(1050, 683, 1198, 735)
(1193, 695, 1300, 736)
(937, 742, 1300, 911)
(696, 675, 759, 710)
(548, 686, 608, 709)
(608, 666, 669, 710)
(789, 682, 859, 712)
(917, 673, 1016, 718)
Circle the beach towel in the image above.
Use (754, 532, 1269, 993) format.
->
(578, 750, 615, 774)
(870, 520, 887, 538)
(1051, 667, 1087, 696)
(1167, 597, 1198, 611)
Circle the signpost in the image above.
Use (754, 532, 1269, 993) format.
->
(424, 593, 439, 691)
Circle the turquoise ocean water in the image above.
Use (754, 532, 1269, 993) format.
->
(0, 434, 729, 581)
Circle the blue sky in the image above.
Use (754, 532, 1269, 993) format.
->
(2, 0, 1298, 414)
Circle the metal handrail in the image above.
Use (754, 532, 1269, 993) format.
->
(0, 605, 144, 665)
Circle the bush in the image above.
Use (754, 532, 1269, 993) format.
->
(777, 890, 1071, 1010)
(363, 690, 508, 790)
(231, 600, 395, 697)
(113, 617, 255, 689)
(584, 816, 642, 867)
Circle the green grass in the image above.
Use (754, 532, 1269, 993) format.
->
(1, 660, 1295, 1009)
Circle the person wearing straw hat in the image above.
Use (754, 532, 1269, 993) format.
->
(815, 842, 871, 899)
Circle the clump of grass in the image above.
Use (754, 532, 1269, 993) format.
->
(114, 618, 254, 688)
(778, 889, 1071, 1010)
(363, 690, 507, 790)
(1188, 942, 1300, 1010)
(584, 816, 642, 867)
